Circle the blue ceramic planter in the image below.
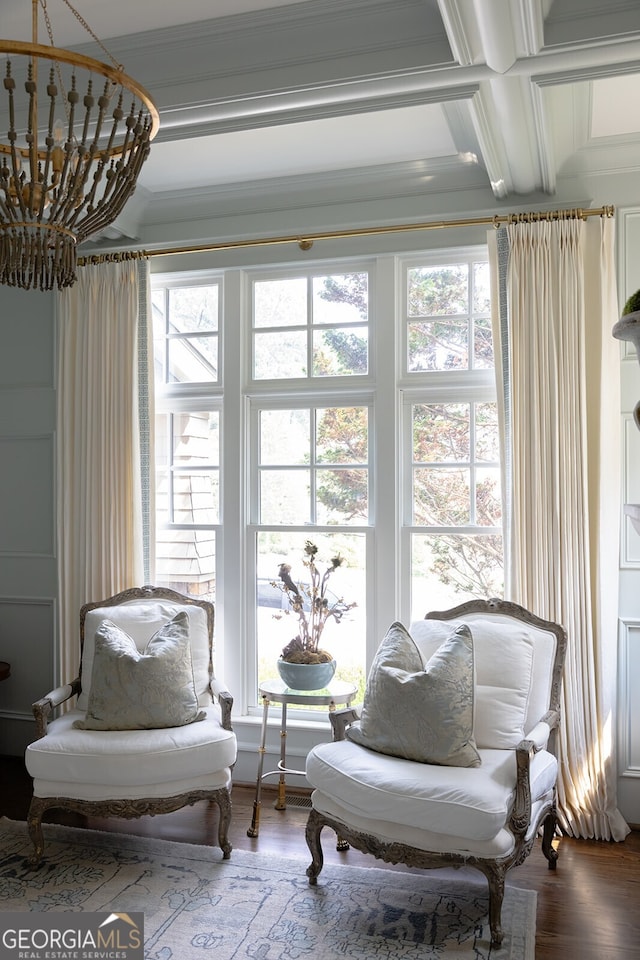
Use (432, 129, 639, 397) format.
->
(276, 658, 337, 691)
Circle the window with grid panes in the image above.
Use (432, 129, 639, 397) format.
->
(402, 255, 503, 620)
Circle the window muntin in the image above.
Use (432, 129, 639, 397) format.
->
(252, 271, 369, 379)
(406, 260, 492, 372)
(152, 284, 220, 384)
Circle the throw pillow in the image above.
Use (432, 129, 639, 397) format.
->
(409, 617, 534, 749)
(347, 620, 480, 766)
(74, 611, 205, 730)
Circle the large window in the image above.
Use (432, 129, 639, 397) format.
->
(151, 249, 502, 714)
(249, 266, 371, 697)
(401, 256, 503, 618)
(152, 281, 221, 600)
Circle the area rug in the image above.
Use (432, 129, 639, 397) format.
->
(0, 819, 535, 959)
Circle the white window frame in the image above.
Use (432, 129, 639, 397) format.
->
(150, 246, 499, 724)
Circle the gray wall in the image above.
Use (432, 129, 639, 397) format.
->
(0, 287, 57, 754)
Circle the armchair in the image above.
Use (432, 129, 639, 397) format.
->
(25, 586, 237, 864)
(305, 599, 566, 947)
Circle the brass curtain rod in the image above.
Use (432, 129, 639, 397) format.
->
(77, 204, 615, 265)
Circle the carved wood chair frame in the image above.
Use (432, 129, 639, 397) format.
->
(305, 598, 567, 948)
(27, 585, 234, 865)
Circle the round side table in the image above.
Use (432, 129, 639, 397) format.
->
(247, 677, 357, 838)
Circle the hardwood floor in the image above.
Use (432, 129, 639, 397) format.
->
(2, 755, 639, 959)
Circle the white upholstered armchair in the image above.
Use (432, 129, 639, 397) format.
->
(305, 598, 567, 948)
(25, 586, 237, 864)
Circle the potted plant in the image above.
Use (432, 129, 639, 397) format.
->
(273, 540, 356, 690)
(613, 288, 640, 360)
(613, 287, 640, 431)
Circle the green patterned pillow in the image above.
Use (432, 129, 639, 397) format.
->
(74, 612, 205, 730)
(347, 621, 480, 767)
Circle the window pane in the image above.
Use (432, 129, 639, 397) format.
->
(254, 277, 307, 328)
(168, 286, 218, 333)
(313, 326, 368, 375)
(407, 264, 468, 316)
(476, 467, 502, 525)
(413, 467, 470, 525)
(155, 408, 219, 599)
(173, 471, 219, 523)
(172, 411, 219, 466)
(475, 403, 499, 462)
(413, 403, 469, 462)
(256, 531, 367, 697)
(254, 330, 307, 379)
(408, 319, 468, 371)
(168, 335, 218, 382)
(472, 262, 491, 313)
(312, 273, 368, 324)
(411, 533, 504, 621)
(316, 467, 368, 524)
(474, 315, 494, 368)
(156, 529, 216, 600)
(260, 469, 310, 524)
(316, 407, 368, 464)
(260, 409, 309, 465)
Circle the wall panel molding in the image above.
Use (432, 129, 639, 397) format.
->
(0, 597, 55, 726)
(617, 618, 640, 778)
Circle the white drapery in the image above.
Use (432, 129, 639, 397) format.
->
(489, 215, 629, 840)
(57, 258, 154, 688)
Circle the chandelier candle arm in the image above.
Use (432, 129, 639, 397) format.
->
(0, 1, 159, 292)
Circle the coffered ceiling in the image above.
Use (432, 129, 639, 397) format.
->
(4, 0, 640, 248)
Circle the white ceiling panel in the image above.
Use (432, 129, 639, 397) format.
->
(139, 104, 457, 192)
(590, 75, 640, 139)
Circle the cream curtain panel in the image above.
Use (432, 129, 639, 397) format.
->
(57, 258, 154, 688)
(489, 215, 629, 840)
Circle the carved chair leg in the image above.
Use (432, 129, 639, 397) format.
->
(217, 789, 233, 859)
(26, 797, 46, 867)
(305, 807, 325, 885)
(478, 862, 505, 948)
(541, 807, 559, 870)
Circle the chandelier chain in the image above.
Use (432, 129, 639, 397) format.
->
(39, 0, 124, 71)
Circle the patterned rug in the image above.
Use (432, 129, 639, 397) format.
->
(0, 819, 535, 959)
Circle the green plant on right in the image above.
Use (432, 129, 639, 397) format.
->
(622, 289, 640, 316)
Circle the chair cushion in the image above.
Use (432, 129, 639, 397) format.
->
(26, 707, 237, 799)
(410, 617, 534, 749)
(73, 613, 205, 730)
(346, 621, 480, 767)
(78, 599, 213, 711)
(306, 738, 557, 843)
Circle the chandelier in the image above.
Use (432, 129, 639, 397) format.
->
(0, 0, 159, 291)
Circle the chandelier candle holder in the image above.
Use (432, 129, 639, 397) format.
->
(0, 0, 159, 291)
